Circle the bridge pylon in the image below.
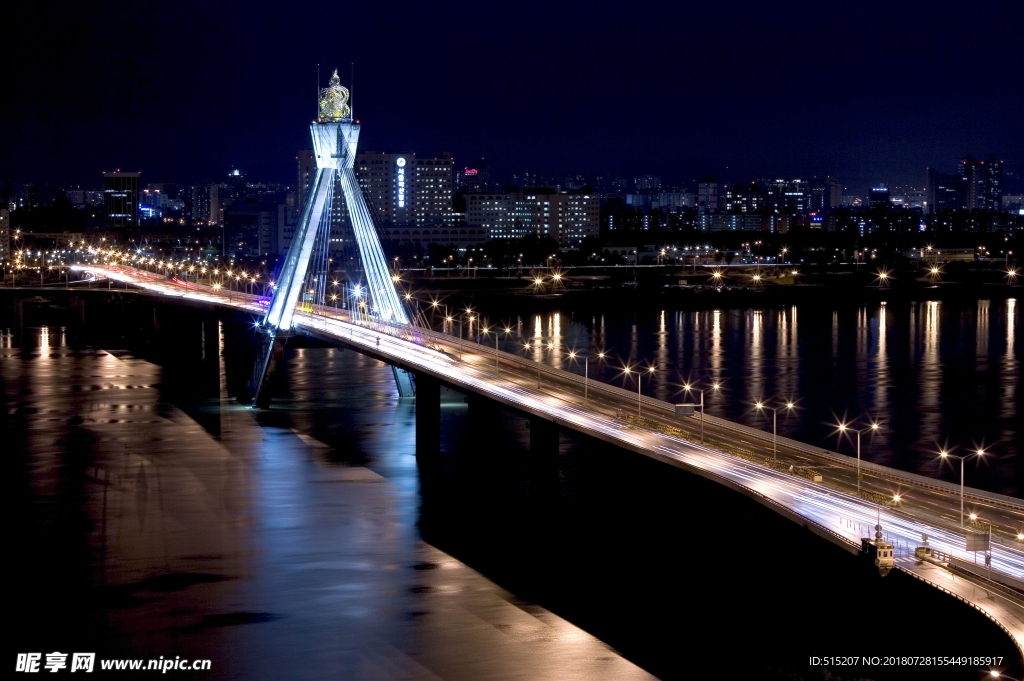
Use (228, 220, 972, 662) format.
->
(249, 69, 415, 406)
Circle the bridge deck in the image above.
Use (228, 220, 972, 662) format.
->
(73, 265, 1024, 655)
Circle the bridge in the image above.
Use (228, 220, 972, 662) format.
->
(25, 70, 1022, 660)
(68, 261, 1024, 655)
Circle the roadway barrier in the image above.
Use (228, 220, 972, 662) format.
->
(394, 318, 1024, 518)
(94, 266, 1024, 522)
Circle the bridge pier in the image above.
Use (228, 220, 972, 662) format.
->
(415, 374, 442, 478)
(200, 311, 222, 396)
(460, 394, 505, 487)
(250, 329, 290, 408)
(69, 294, 86, 330)
(392, 366, 416, 398)
(528, 416, 560, 501)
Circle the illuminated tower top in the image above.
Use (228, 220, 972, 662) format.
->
(318, 69, 351, 121)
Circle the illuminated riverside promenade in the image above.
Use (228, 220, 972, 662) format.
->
(68, 263, 1024, 654)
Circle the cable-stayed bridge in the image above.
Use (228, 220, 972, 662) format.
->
(57, 70, 1024, 657)
(69, 262, 1024, 655)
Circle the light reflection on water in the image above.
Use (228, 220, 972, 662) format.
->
(4, 325, 657, 680)
(474, 298, 1021, 496)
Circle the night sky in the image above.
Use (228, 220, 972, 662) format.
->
(4, 0, 1022, 191)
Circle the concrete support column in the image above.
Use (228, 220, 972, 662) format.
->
(463, 394, 503, 483)
(251, 330, 290, 409)
(528, 416, 560, 500)
(14, 297, 24, 334)
(415, 374, 442, 469)
(392, 366, 416, 398)
(69, 295, 86, 330)
(200, 311, 222, 397)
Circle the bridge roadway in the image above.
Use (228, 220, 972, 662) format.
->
(75, 264, 1024, 654)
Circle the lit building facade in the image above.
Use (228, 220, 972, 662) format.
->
(962, 155, 1003, 211)
(354, 151, 454, 227)
(465, 192, 599, 245)
(102, 171, 140, 228)
(0, 209, 10, 264)
(697, 214, 766, 231)
(926, 156, 1004, 213)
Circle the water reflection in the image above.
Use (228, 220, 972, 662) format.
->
(655, 311, 668, 400)
(748, 309, 764, 402)
(470, 298, 1020, 496)
(874, 302, 889, 420)
(6, 325, 657, 680)
(1005, 299, 1017, 423)
(978, 299, 990, 365)
(919, 301, 942, 444)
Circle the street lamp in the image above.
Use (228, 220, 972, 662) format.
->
(488, 325, 513, 370)
(682, 381, 721, 443)
(623, 365, 656, 416)
(837, 421, 881, 495)
(756, 400, 796, 462)
(938, 447, 986, 527)
(522, 340, 546, 388)
(568, 350, 607, 406)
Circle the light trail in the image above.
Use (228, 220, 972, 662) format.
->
(70, 264, 1024, 652)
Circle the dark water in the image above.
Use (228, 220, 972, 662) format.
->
(458, 297, 1021, 497)
(4, 297, 1021, 680)
(3, 324, 656, 680)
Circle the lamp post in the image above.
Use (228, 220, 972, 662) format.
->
(939, 448, 986, 527)
(428, 300, 447, 331)
(448, 315, 464, 359)
(623, 365, 656, 416)
(756, 400, 796, 462)
(683, 381, 721, 443)
(568, 350, 607, 406)
(499, 326, 512, 368)
(837, 421, 881, 495)
(522, 340, 545, 388)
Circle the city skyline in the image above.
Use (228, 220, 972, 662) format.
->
(3, 0, 1021, 191)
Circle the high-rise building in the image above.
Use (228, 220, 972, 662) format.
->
(768, 179, 811, 213)
(188, 184, 214, 224)
(634, 175, 662, 191)
(961, 155, 1004, 211)
(869, 185, 891, 208)
(926, 168, 965, 214)
(697, 179, 718, 212)
(354, 151, 454, 228)
(465, 194, 517, 239)
(696, 214, 766, 231)
(224, 204, 278, 257)
(457, 158, 491, 192)
(102, 171, 140, 228)
(811, 176, 843, 211)
(721, 181, 769, 214)
(354, 151, 415, 225)
(412, 153, 454, 227)
(465, 192, 598, 245)
(0, 209, 10, 264)
(209, 184, 222, 225)
(296, 150, 316, 209)
(926, 156, 1004, 214)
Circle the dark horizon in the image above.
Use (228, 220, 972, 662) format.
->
(4, 0, 1021, 193)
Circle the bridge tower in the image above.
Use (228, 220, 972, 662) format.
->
(250, 69, 415, 407)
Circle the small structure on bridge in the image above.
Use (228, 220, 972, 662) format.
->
(674, 403, 696, 417)
(862, 523, 895, 576)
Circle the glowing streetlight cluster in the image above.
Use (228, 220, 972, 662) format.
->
(836, 420, 881, 495)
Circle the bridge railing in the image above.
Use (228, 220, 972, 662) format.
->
(311, 308, 1024, 518)
(98, 265, 1024, 519)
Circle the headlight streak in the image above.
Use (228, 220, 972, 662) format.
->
(83, 264, 1024, 585)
